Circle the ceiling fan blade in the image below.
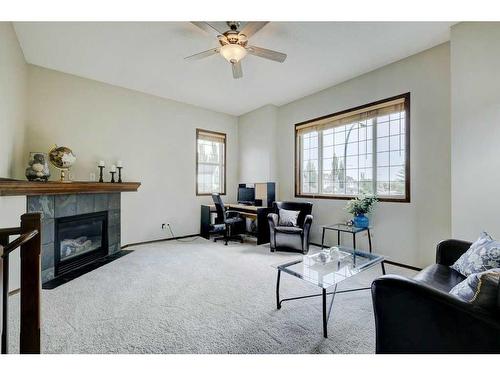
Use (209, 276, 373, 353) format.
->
(246, 45, 287, 63)
(232, 61, 243, 79)
(239, 22, 269, 38)
(184, 48, 220, 61)
(191, 22, 225, 38)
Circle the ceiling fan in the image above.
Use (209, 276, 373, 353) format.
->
(185, 21, 287, 79)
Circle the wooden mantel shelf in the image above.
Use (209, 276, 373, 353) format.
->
(0, 179, 141, 196)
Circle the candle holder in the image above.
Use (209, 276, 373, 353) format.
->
(117, 166, 123, 183)
(98, 166, 105, 183)
(110, 171, 116, 183)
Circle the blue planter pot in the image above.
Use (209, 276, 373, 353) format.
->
(353, 214, 369, 228)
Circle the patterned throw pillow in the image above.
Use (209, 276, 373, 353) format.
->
(278, 209, 300, 227)
(451, 232, 500, 276)
(449, 269, 500, 311)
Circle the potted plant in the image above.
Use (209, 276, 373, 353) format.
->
(345, 195, 378, 228)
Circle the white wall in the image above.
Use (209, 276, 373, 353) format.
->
(0, 23, 26, 180)
(26, 65, 238, 245)
(273, 44, 451, 267)
(451, 22, 500, 241)
(0, 22, 27, 319)
(0, 22, 27, 228)
(238, 105, 278, 186)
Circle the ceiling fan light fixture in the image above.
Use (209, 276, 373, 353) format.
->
(220, 44, 247, 63)
(187, 22, 286, 79)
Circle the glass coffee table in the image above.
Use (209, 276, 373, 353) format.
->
(273, 247, 385, 338)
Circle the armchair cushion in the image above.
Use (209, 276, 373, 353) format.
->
(274, 201, 312, 228)
(275, 226, 303, 234)
(278, 209, 300, 227)
(450, 268, 500, 311)
(451, 232, 500, 276)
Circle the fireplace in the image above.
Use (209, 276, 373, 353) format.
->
(54, 211, 108, 277)
(27, 193, 123, 282)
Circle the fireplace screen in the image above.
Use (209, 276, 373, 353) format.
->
(55, 211, 108, 275)
(59, 219, 103, 260)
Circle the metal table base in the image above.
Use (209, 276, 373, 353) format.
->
(275, 261, 386, 338)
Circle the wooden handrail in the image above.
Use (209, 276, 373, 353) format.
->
(0, 227, 21, 237)
(1, 212, 41, 354)
(0, 227, 21, 251)
(2, 230, 38, 257)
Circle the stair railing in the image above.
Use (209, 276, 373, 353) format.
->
(0, 212, 42, 354)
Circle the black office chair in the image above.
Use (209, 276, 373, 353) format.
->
(211, 193, 245, 245)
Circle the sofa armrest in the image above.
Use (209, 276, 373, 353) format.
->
(371, 275, 500, 353)
(268, 213, 278, 229)
(302, 214, 313, 252)
(436, 239, 472, 266)
(268, 213, 278, 249)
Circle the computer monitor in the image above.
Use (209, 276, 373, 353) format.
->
(238, 187, 255, 204)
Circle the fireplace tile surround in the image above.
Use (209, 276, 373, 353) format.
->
(27, 193, 121, 282)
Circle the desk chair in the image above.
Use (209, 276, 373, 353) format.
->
(211, 193, 244, 245)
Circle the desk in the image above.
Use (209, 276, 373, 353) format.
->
(200, 204, 272, 245)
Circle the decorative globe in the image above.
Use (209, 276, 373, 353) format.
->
(49, 145, 76, 181)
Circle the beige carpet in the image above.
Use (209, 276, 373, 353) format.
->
(8, 237, 416, 353)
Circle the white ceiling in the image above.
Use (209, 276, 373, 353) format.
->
(13, 22, 454, 116)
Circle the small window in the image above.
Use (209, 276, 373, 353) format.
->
(196, 129, 226, 195)
(295, 93, 410, 202)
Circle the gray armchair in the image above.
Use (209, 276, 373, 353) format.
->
(268, 201, 313, 254)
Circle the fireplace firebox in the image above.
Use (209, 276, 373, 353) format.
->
(54, 211, 108, 277)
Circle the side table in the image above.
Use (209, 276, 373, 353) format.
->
(321, 223, 372, 253)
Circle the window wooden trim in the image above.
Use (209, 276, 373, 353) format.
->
(196, 128, 227, 196)
(294, 92, 411, 203)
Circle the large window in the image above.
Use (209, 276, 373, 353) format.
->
(295, 93, 410, 202)
(196, 129, 226, 195)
